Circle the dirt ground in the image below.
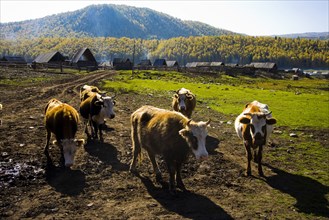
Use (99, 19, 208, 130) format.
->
(0, 69, 328, 219)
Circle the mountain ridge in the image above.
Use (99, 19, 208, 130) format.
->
(0, 4, 237, 39)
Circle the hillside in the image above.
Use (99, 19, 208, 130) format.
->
(0, 4, 237, 39)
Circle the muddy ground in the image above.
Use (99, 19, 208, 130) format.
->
(0, 68, 328, 219)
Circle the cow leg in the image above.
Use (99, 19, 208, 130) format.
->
(175, 161, 186, 191)
(60, 145, 65, 168)
(257, 145, 264, 176)
(147, 151, 162, 183)
(44, 130, 53, 165)
(99, 124, 103, 142)
(129, 123, 141, 174)
(84, 119, 91, 138)
(92, 120, 98, 139)
(166, 159, 177, 194)
(244, 141, 252, 176)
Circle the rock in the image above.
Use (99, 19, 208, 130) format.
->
(289, 133, 298, 138)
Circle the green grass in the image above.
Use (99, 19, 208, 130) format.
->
(103, 70, 329, 129)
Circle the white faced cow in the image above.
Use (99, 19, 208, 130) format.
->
(80, 84, 106, 101)
(172, 88, 196, 118)
(44, 98, 85, 168)
(129, 105, 210, 194)
(235, 100, 277, 176)
(79, 91, 116, 140)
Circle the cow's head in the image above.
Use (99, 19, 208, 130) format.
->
(179, 119, 210, 160)
(53, 139, 85, 167)
(95, 95, 116, 119)
(175, 88, 194, 111)
(240, 112, 276, 146)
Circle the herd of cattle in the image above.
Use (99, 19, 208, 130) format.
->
(6, 85, 277, 194)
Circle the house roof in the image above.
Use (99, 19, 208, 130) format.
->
(166, 60, 179, 67)
(210, 62, 224, 66)
(1, 56, 26, 63)
(250, 62, 277, 69)
(33, 51, 65, 63)
(113, 58, 131, 64)
(138, 59, 152, 66)
(185, 62, 197, 68)
(153, 59, 167, 66)
(71, 48, 96, 63)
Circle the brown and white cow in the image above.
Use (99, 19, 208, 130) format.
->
(44, 98, 85, 167)
(129, 105, 210, 193)
(172, 88, 196, 118)
(80, 84, 105, 101)
(79, 92, 116, 140)
(234, 100, 277, 176)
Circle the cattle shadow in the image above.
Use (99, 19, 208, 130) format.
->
(45, 166, 86, 196)
(206, 135, 220, 155)
(264, 164, 329, 217)
(137, 174, 233, 220)
(84, 140, 129, 171)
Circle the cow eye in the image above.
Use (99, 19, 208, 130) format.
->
(112, 100, 116, 105)
(191, 135, 198, 149)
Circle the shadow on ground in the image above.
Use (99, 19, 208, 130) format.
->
(264, 164, 329, 217)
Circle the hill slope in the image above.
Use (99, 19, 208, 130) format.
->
(0, 4, 237, 39)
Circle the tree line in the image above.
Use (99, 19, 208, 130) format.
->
(1, 35, 328, 68)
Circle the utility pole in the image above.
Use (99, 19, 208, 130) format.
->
(132, 40, 135, 75)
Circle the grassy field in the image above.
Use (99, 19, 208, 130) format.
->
(103, 70, 329, 129)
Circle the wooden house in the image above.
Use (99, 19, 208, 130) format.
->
(250, 62, 277, 72)
(70, 48, 97, 70)
(153, 59, 167, 67)
(33, 51, 65, 64)
(113, 58, 133, 70)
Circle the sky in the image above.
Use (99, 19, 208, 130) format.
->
(0, 0, 328, 36)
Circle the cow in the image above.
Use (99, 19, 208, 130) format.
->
(80, 84, 105, 101)
(44, 98, 85, 167)
(234, 100, 277, 176)
(172, 88, 196, 118)
(129, 105, 210, 194)
(79, 92, 116, 140)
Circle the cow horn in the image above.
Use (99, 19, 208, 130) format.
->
(112, 93, 117, 99)
(243, 113, 252, 116)
(187, 119, 192, 126)
(206, 119, 211, 125)
(265, 111, 272, 116)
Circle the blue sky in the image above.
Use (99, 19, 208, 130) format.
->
(0, 0, 328, 36)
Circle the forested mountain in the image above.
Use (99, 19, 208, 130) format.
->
(274, 32, 329, 40)
(1, 35, 328, 68)
(0, 4, 236, 39)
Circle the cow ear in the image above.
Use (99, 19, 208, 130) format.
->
(179, 129, 189, 138)
(240, 117, 250, 124)
(95, 100, 103, 106)
(174, 94, 179, 98)
(52, 140, 60, 146)
(186, 94, 194, 100)
(266, 118, 277, 125)
(75, 139, 85, 147)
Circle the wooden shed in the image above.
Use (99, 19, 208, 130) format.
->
(166, 60, 179, 68)
(137, 59, 152, 68)
(153, 59, 167, 67)
(33, 51, 65, 64)
(1, 56, 26, 64)
(250, 62, 277, 72)
(70, 48, 97, 70)
(113, 58, 133, 70)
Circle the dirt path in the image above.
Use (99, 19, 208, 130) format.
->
(0, 70, 328, 219)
